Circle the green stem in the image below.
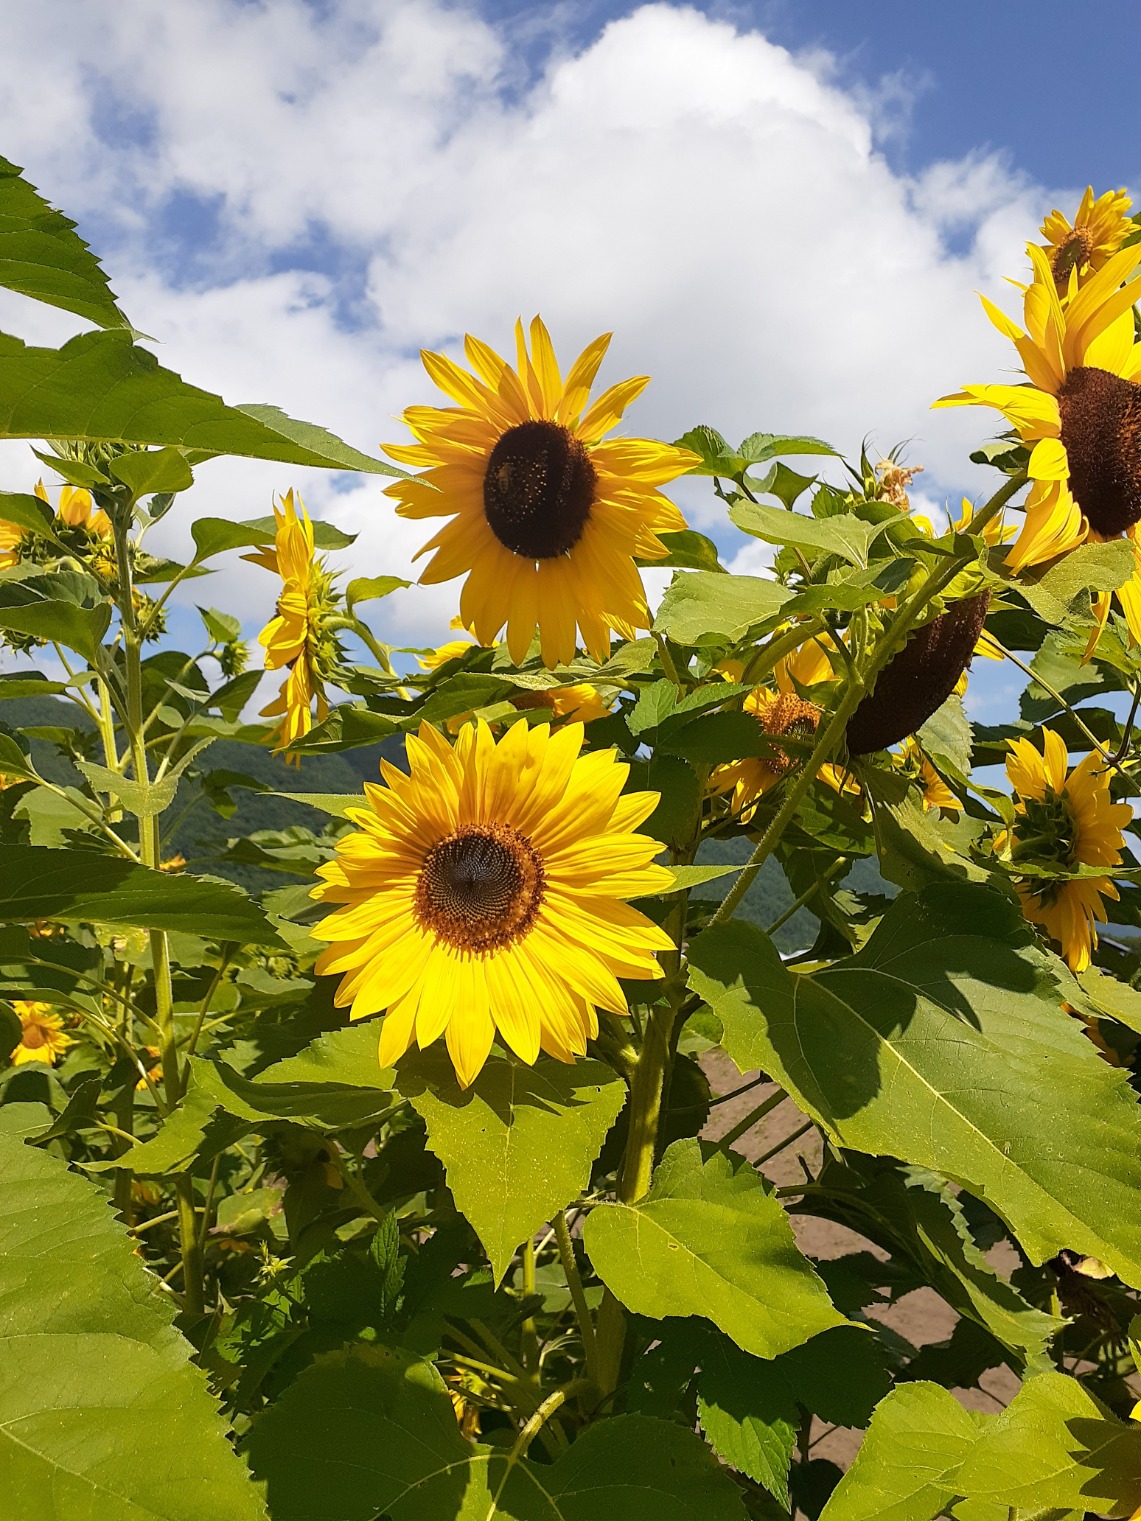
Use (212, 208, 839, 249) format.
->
(595, 892, 689, 1394)
(485, 1380, 596, 1521)
(741, 615, 827, 686)
(710, 472, 1027, 930)
(765, 858, 848, 936)
(986, 636, 1119, 769)
(519, 1237, 540, 1378)
(553, 1210, 600, 1389)
(756, 1118, 815, 1168)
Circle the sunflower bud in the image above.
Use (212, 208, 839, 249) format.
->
(846, 592, 989, 756)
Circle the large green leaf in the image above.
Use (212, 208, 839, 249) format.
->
(397, 1048, 627, 1283)
(729, 499, 891, 566)
(0, 844, 282, 944)
(954, 1372, 1141, 1518)
(689, 884, 1141, 1285)
(0, 329, 399, 473)
(247, 1343, 746, 1520)
(818, 1382, 981, 1521)
(798, 1154, 1062, 1368)
(0, 1123, 265, 1518)
(0, 154, 131, 332)
(583, 1138, 844, 1358)
(654, 570, 789, 644)
(101, 1026, 396, 1175)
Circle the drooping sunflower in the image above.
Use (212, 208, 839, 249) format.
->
(1003, 729, 1131, 972)
(1040, 187, 1133, 290)
(935, 239, 1141, 642)
(311, 718, 674, 1087)
(384, 317, 697, 668)
(247, 490, 339, 755)
(710, 632, 850, 820)
(9, 1000, 72, 1067)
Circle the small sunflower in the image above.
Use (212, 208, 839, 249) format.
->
(1040, 187, 1133, 290)
(384, 317, 697, 668)
(9, 1000, 72, 1067)
(1003, 729, 1131, 972)
(311, 718, 674, 1087)
(419, 623, 610, 730)
(34, 480, 113, 538)
(935, 239, 1141, 642)
(710, 632, 849, 820)
(247, 491, 339, 755)
(896, 737, 960, 812)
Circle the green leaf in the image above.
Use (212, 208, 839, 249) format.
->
(1018, 538, 1135, 623)
(108, 446, 194, 498)
(689, 885, 1141, 1286)
(583, 1138, 845, 1358)
(0, 1123, 265, 1518)
(0, 597, 111, 662)
(76, 758, 179, 818)
(916, 693, 971, 778)
(696, 1338, 798, 1507)
(268, 791, 359, 817)
(955, 1372, 1141, 1518)
(345, 574, 411, 610)
(0, 844, 282, 944)
(641, 528, 725, 571)
(740, 431, 838, 463)
(655, 571, 790, 644)
(397, 1048, 627, 1283)
(817, 1382, 981, 1521)
(289, 705, 399, 753)
(666, 863, 740, 892)
(248, 1343, 747, 1521)
(0, 489, 66, 547)
(730, 500, 891, 567)
(0, 329, 398, 473)
(800, 1154, 1063, 1368)
(0, 153, 132, 332)
(103, 1026, 396, 1175)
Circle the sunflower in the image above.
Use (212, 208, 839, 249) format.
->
(9, 1000, 72, 1067)
(247, 491, 339, 755)
(34, 480, 113, 537)
(896, 737, 960, 812)
(935, 239, 1141, 642)
(1002, 729, 1131, 972)
(311, 718, 674, 1087)
(384, 317, 697, 669)
(1040, 187, 1133, 290)
(710, 632, 850, 820)
(419, 622, 610, 730)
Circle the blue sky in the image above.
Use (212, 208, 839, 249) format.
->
(0, 0, 1125, 721)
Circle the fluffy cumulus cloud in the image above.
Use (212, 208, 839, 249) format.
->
(0, 0, 1058, 649)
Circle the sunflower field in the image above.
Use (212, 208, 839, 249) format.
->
(7, 154, 1141, 1521)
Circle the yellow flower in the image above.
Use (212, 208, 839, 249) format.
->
(9, 1000, 72, 1066)
(1003, 729, 1131, 972)
(511, 683, 611, 725)
(384, 317, 697, 668)
(248, 491, 336, 756)
(710, 631, 851, 819)
(0, 518, 21, 571)
(33, 479, 113, 538)
(1040, 187, 1133, 290)
(311, 718, 674, 1087)
(935, 239, 1141, 644)
(710, 687, 825, 822)
(896, 737, 960, 812)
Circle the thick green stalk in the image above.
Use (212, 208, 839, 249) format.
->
(710, 471, 1027, 929)
(594, 891, 689, 1394)
(110, 501, 204, 1316)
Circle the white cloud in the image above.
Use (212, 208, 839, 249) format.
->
(0, 0, 1059, 648)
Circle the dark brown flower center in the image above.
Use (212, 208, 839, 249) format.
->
(846, 591, 990, 756)
(1051, 228, 1096, 283)
(483, 420, 595, 559)
(21, 1023, 47, 1049)
(1058, 366, 1141, 537)
(413, 823, 544, 952)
